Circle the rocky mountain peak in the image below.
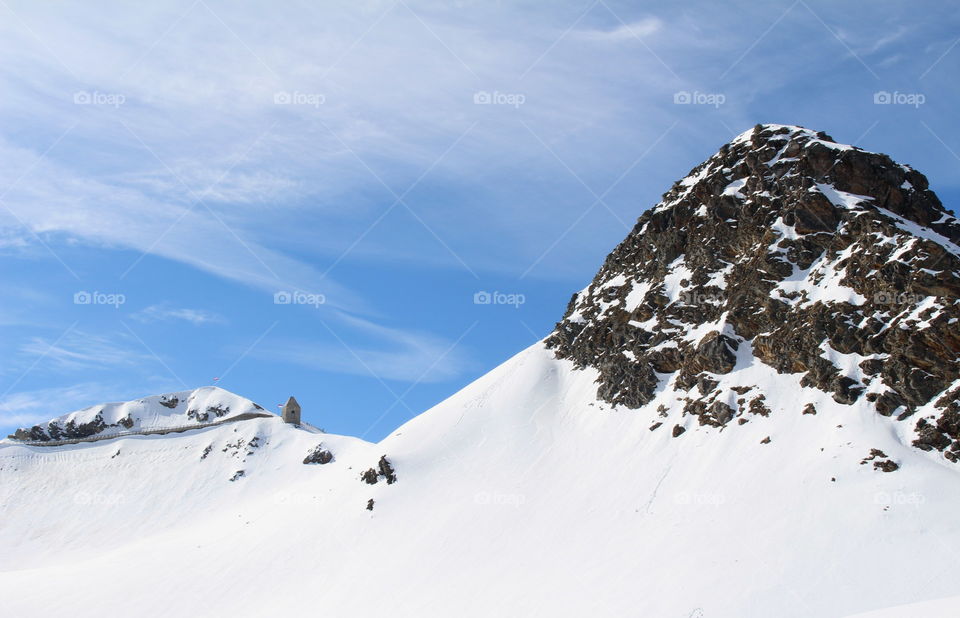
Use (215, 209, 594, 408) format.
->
(673, 123, 956, 235)
(546, 123, 960, 460)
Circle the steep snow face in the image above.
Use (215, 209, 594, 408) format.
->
(1, 347, 960, 617)
(5, 387, 270, 442)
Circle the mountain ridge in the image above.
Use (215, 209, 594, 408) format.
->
(5, 386, 272, 443)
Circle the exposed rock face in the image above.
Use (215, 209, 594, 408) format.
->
(303, 444, 334, 465)
(861, 448, 899, 472)
(361, 455, 398, 485)
(546, 124, 960, 461)
(187, 405, 230, 423)
(8, 412, 134, 442)
(159, 396, 179, 409)
(378, 455, 397, 484)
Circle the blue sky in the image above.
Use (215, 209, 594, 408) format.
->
(0, 0, 957, 440)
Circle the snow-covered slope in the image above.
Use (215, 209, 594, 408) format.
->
(1, 344, 958, 616)
(2, 125, 958, 617)
(0, 390, 377, 571)
(845, 595, 960, 618)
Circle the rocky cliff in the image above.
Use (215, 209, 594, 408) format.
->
(547, 124, 960, 460)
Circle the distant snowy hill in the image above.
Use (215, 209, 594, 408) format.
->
(7, 387, 271, 442)
(1, 125, 958, 617)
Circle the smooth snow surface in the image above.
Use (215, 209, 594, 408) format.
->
(2, 344, 959, 617)
(843, 595, 960, 618)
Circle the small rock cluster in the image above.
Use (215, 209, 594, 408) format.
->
(361, 455, 397, 485)
(158, 396, 179, 409)
(303, 444, 334, 465)
(861, 448, 899, 472)
(187, 404, 231, 423)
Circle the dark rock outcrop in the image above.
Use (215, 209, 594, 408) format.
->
(378, 455, 397, 484)
(303, 444, 334, 465)
(361, 455, 398, 485)
(861, 448, 899, 472)
(545, 124, 960, 462)
(158, 396, 179, 409)
(187, 405, 230, 423)
(9, 412, 116, 442)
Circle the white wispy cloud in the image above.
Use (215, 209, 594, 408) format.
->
(0, 0, 691, 285)
(0, 0, 956, 390)
(132, 305, 224, 325)
(577, 17, 663, 42)
(18, 330, 152, 371)
(0, 381, 116, 427)
(0, 230, 29, 249)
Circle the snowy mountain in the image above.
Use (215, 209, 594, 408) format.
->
(7, 386, 273, 442)
(547, 123, 960, 461)
(2, 124, 959, 617)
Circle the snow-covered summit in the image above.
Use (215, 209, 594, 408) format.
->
(660, 123, 957, 233)
(5, 386, 271, 442)
(730, 123, 858, 150)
